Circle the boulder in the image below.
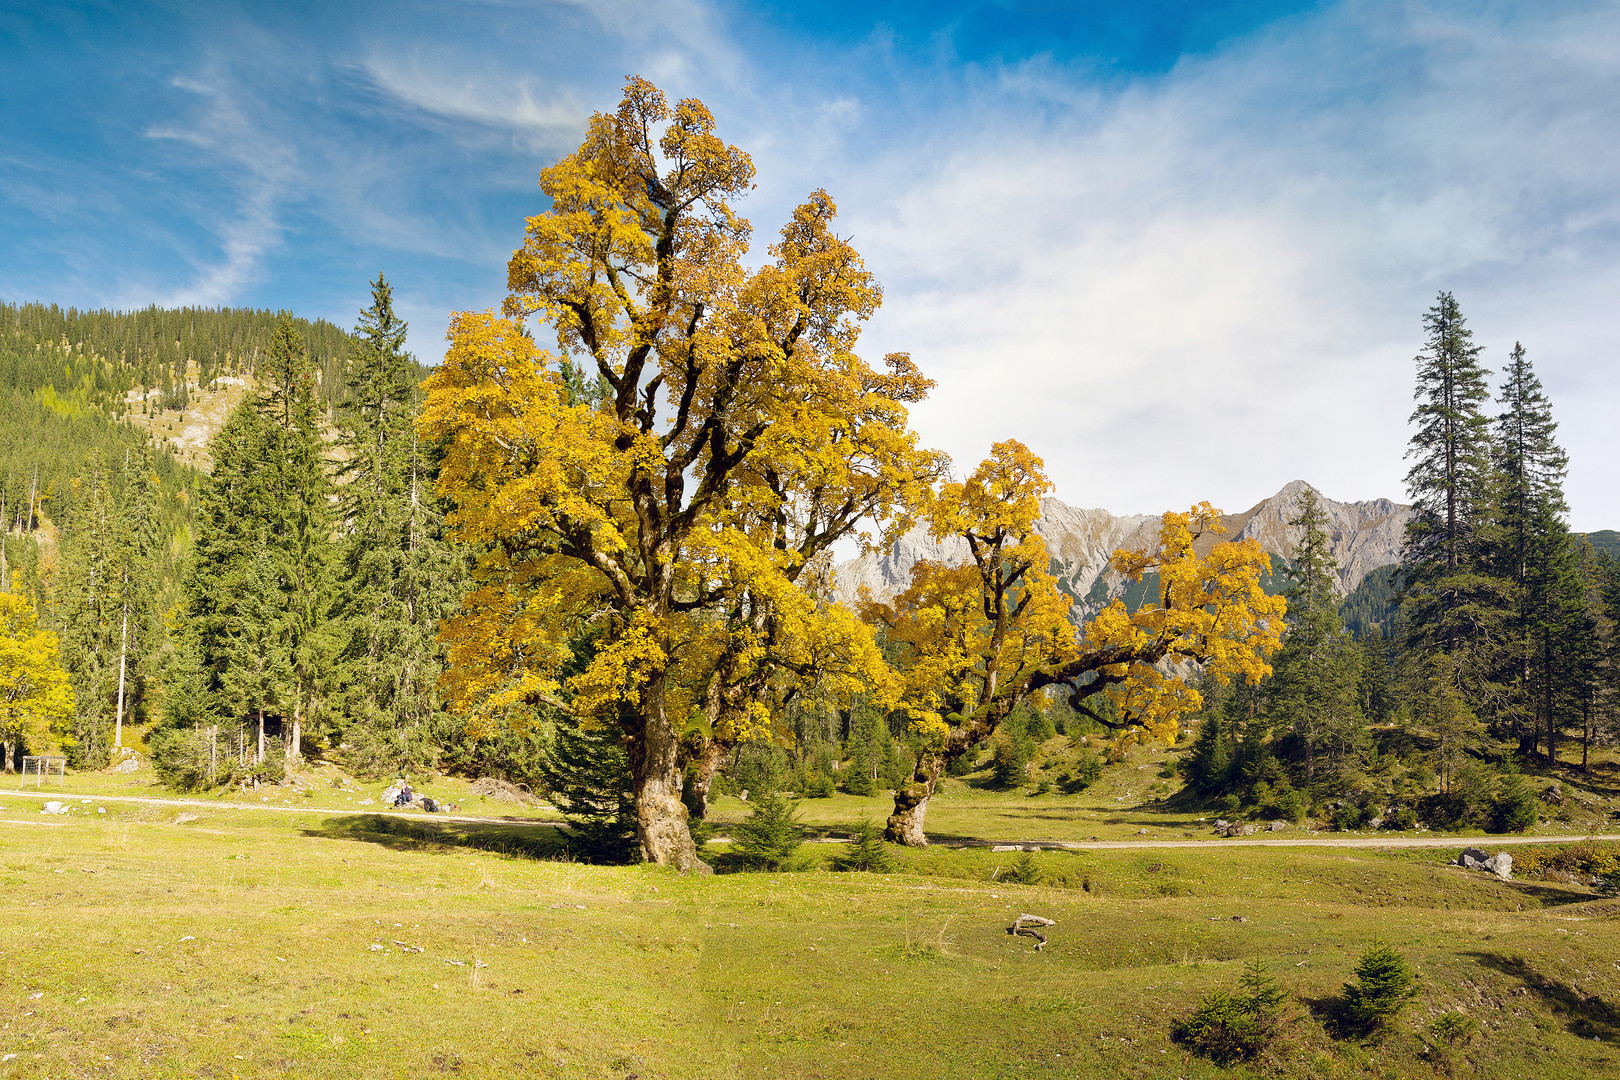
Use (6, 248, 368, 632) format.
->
(1484, 852, 1512, 880)
(1267, 820, 1288, 832)
(1213, 819, 1231, 831)
(1221, 822, 1256, 837)
(41, 801, 68, 815)
(1458, 847, 1491, 869)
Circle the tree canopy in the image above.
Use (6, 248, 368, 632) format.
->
(421, 77, 942, 868)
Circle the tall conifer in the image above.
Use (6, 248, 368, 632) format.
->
(1401, 292, 1496, 671)
(1266, 487, 1362, 782)
(333, 276, 462, 775)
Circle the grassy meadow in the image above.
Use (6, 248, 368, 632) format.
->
(5, 763, 1620, 1080)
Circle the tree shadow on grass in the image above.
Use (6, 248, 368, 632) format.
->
(1464, 951, 1620, 1043)
(303, 814, 571, 861)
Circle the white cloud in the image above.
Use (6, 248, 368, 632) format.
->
(759, 1, 1620, 529)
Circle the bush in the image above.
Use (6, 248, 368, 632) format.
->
(1341, 944, 1417, 1029)
(804, 771, 836, 798)
(843, 753, 876, 794)
(1172, 959, 1288, 1065)
(1332, 803, 1367, 831)
(726, 789, 809, 872)
(831, 820, 894, 873)
(991, 732, 1033, 789)
(1386, 805, 1418, 831)
(1490, 771, 1538, 833)
(999, 850, 1042, 885)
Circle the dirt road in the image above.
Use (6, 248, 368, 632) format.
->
(4, 788, 1615, 851)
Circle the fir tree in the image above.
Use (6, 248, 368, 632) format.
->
(1488, 342, 1573, 756)
(728, 788, 808, 872)
(831, 819, 895, 872)
(189, 320, 338, 765)
(1341, 943, 1418, 1029)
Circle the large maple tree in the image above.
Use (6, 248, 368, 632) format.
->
(863, 441, 1287, 844)
(420, 78, 941, 869)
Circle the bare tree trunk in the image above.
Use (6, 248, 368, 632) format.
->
(629, 673, 708, 871)
(114, 591, 129, 749)
(2, 739, 12, 774)
(886, 750, 944, 846)
(257, 708, 265, 764)
(287, 698, 302, 765)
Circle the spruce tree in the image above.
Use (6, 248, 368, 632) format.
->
(1401, 292, 1496, 667)
(540, 715, 638, 864)
(1266, 487, 1363, 782)
(1488, 344, 1579, 761)
(332, 276, 462, 775)
(189, 319, 338, 766)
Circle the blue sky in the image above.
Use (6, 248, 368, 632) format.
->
(3, 1, 1618, 530)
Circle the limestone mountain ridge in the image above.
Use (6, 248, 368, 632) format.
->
(833, 480, 1411, 618)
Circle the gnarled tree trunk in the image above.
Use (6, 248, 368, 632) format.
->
(681, 737, 729, 821)
(885, 750, 944, 846)
(629, 675, 711, 872)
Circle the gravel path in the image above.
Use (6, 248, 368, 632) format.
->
(4, 788, 1616, 851)
(0, 787, 563, 830)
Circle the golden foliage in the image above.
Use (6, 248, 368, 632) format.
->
(868, 448, 1285, 755)
(0, 590, 75, 753)
(419, 78, 941, 776)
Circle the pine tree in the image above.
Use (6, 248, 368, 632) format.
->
(332, 277, 462, 775)
(1401, 293, 1497, 667)
(1342, 943, 1418, 1028)
(728, 788, 808, 872)
(1483, 344, 1582, 762)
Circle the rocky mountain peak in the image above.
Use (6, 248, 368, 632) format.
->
(833, 481, 1410, 616)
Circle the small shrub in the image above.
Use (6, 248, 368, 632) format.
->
(842, 761, 875, 796)
(999, 850, 1042, 885)
(1332, 803, 1366, 831)
(1172, 959, 1288, 1065)
(1386, 805, 1418, 831)
(1489, 771, 1538, 833)
(1429, 1011, 1477, 1045)
(831, 820, 894, 873)
(1033, 779, 1052, 796)
(726, 789, 809, 872)
(991, 732, 1033, 789)
(1342, 943, 1418, 1029)
(804, 771, 836, 798)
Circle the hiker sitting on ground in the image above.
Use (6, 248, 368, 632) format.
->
(395, 781, 414, 808)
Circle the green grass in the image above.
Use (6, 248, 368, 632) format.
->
(6, 797, 1620, 1079)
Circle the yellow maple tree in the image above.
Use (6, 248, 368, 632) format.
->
(863, 441, 1286, 844)
(0, 590, 74, 771)
(420, 78, 942, 869)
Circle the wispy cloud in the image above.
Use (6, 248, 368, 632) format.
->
(765, 1, 1620, 528)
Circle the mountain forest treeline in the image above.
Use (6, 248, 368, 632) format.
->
(1179, 293, 1620, 832)
(1, 84, 1616, 860)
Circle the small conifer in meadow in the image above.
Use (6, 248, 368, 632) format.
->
(728, 787, 808, 871)
(1172, 958, 1289, 1065)
(1342, 943, 1418, 1029)
(831, 820, 894, 873)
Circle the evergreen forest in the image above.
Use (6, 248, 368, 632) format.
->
(3, 278, 1618, 855)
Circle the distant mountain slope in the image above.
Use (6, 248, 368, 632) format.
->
(1583, 530, 1620, 559)
(835, 480, 1412, 621)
